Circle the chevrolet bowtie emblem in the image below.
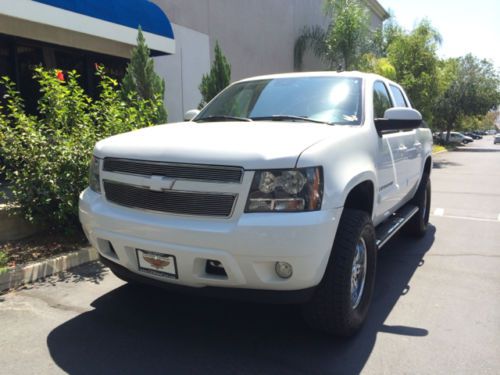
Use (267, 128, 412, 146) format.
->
(149, 175, 176, 191)
(143, 255, 170, 270)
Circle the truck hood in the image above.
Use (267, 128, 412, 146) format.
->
(94, 122, 338, 169)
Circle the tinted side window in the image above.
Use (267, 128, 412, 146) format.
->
(389, 85, 408, 107)
(373, 81, 392, 118)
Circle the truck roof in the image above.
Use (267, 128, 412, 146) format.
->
(237, 71, 386, 83)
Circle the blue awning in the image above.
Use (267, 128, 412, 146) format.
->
(33, 0, 174, 42)
(0, 0, 175, 56)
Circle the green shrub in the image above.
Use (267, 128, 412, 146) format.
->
(122, 27, 168, 124)
(0, 250, 7, 274)
(0, 66, 164, 233)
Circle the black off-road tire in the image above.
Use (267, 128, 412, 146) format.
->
(302, 209, 377, 337)
(405, 175, 431, 238)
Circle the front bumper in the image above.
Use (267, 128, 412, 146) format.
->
(79, 188, 341, 292)
(101, 255, 316, 304)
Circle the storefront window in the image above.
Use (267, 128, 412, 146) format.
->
(17, 45, 44, 114)
(0, 40, 13, 105)
(0, 34, 129, 112)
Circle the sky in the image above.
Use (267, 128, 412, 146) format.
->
(379, 0, 500, 69)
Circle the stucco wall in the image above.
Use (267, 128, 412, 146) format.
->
(153, 0, 333, 80)
(154, 23, 210, 123)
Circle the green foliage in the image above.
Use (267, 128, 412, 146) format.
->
(0, 250, 7, 274)
(358, 54, 397, 80)
(433, 54, 500, 134)
(372, 15, 403, 58)
(0, 66, 163, 233)
(122, 27, 167, 124)
(385, 20, 442, 122)
(458, 113, 498, 132)
(199, 41, 231, 108)
(294, 0, 372, 71)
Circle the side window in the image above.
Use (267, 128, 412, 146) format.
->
(389, 85, 408, 107)
(373, 81, 392, 118)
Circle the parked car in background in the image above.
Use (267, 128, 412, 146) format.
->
(439, 131, 473, 144)
(494, 134, 500, 144)
(464, 132, 481, 140)
(473, 131, 484, 139)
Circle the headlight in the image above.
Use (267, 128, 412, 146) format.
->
(245, 167, 323, 212)
(89, 156, 101, 193)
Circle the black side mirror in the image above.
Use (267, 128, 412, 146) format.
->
(375, 108, 422, 136)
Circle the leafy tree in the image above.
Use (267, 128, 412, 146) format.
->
(294, 0, 372, 71)
(372, 15, 403, 58)
(385, 20, 442, 122)
(358, 55, 396, 80)
(433, 54, 500, 140)
(199, 41, 231, 108)
(459, 112, 498, 132)
(122, 27, 167, 123)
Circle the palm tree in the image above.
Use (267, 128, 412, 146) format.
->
(294, 0, 372, 71)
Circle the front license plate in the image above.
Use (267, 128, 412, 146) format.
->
(136, 249, 178, 279)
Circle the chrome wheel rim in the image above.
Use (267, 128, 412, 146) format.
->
(351, 237, 367, 309)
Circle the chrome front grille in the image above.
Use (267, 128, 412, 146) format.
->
(103, 181, 236, 217)
(103, 158, 243, 183)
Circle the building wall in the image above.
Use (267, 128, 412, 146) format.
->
(151, 0, 387, 122)
(153, 0, 330, 81)
(154, 23, 211, 123)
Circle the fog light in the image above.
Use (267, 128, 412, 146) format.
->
(275, 262, 293, 279)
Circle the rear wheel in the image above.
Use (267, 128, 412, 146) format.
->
(406, 175, 431, 238)
(302, 209, 376, 336)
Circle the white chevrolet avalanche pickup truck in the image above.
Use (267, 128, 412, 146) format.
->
(79, 72, 433, 336)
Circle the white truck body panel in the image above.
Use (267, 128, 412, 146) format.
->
(79, 71, 432, 293)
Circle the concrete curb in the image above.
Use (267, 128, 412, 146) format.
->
(0, 246, 98, 292)
(432, 149, 448, 155)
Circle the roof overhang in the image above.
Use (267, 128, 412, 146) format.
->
(0, 0, 175, 58)
(366, 0, 390, 21)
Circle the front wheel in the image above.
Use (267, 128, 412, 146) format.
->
(302, 209, 376, 336)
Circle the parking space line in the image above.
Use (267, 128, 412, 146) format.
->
(433, 208, 444, 216)
(431, 214, 500, 223)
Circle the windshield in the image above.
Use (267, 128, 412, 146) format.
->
(196, 76, 363, 125)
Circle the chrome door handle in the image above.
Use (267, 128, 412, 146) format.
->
(398, 145, 407, 151)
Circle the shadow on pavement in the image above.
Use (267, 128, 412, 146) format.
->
(433, 159, 462, 169)
(30, 261, 109, 288)
(56, 261, 108, 284)
(47, 226, 435, 375)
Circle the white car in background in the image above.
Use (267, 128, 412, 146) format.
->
(439, 131, 473, 144)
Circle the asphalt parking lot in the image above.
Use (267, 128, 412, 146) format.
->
(1, 136, 499, 375)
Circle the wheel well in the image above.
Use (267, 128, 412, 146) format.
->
(424, 157, 432, 176)
(344, 181, 374, 217)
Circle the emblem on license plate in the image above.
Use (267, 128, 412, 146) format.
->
(143, 255, 170, 270)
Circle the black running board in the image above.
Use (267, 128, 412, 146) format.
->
(375, 204, 419, 249)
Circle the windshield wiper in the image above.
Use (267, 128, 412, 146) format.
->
(251, 115, 333, 125)
(194, 115, 253, 123)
